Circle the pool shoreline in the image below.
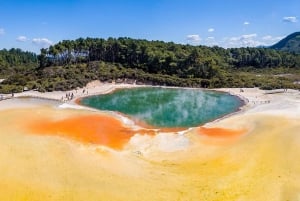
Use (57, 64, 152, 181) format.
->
(77, 86, 246, 129)
(1, 81, 293, 129)
(0, 82, 274, 129)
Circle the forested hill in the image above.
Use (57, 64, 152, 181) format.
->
(270, 32, 300, 54)
(40, 37, 300, 71)
(0, 48, 38, 76)
(1, 37, 300, 93)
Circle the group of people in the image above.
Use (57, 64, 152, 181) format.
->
(61, 92, 74, 102)
(82, 89, 88, 95)
(252, 100, 271, 105)
(60, 88, 89, 102)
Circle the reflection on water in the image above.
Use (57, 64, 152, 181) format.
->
(80, 87, 243, 127)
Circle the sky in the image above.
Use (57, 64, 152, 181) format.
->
(0, 0, 299, 53)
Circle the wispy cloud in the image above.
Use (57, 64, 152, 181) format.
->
(222, 34, 284, 48)
(186, 34, 201, 44)
(208, 28, 214, 32)
(283, 16, 297, 23)
(0, 28, 5, 35)
(243, 21, 250, 25)
(16, 36, 28, 42)
(32, 38, 53, 48)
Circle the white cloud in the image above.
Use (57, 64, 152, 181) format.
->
(224, 33, 260, 47)
(283, 16, 297, 23)
(0, 28, 5, 35)
(261, 35, 284, 46)
(205, 36, 218, 46)
(32, 38, 53, 48)
(222, 34, 284, 48)
(186, 34, 201, 44)
(208, 28, 214, 32)
(262, 35, 272, 40)
(244, 21, 250, 25)
(16, 36, 28, 42)
(262, 35, 284, 42)
(240, 33, 257, 39)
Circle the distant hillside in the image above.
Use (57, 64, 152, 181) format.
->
(270, 32, 300, 53)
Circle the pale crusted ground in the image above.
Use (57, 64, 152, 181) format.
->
(0, 81, 141, 102)
(0, 85, 300, 201)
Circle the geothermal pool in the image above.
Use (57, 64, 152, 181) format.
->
(80, 87, 243, 127)
(1, 88, 300, 200)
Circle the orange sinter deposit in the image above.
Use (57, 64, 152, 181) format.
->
(197, 127, 246, 138)
(26, 113, 155, 149)
(1, 89, 300, 201)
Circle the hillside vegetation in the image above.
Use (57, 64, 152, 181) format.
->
(1, 37, 300, 93)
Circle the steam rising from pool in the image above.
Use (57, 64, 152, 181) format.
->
(80, 87, 243, 127)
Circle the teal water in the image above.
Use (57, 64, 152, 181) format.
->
(80, 87, 243, 128)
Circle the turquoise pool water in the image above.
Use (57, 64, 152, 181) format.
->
(80, 87, 243, 128)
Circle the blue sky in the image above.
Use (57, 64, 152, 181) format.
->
(0, 0, 299, 53)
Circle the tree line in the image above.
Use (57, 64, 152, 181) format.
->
(0, 37, 300, 93)
(40, 37, 300, 74)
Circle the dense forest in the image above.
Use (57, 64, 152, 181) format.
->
(0, 48, 38, 76)
(40, 37, 300, 70)
(0, 37, 300, 93)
